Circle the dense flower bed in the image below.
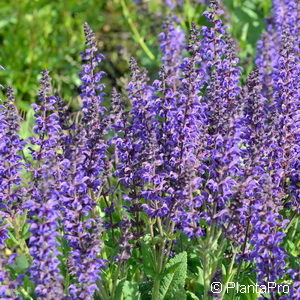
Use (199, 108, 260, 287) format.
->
(0, 1, 299, 299)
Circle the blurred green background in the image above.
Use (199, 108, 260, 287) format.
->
(0, 0, 272, 113)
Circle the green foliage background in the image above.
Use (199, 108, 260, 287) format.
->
(0, 0, 271, 111)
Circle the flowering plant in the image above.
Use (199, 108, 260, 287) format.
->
(0, 1, 299, 299)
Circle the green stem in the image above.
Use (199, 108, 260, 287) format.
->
(19, 287, 34, 300)
(185, 0, 193, 27)
(221, 251, 237, 298)
(203, 250, 211, 300)
(162, 222, 175, 270)
(285, 210, 298, 232)
(201, 224, 226, 300)
(151, 244, 165, 300)
(152, 277, 161, 300)
(111, 264, 120, 298)
(120, 0, 155, 61)
(97, 281, 110, 300)
(103, 195, 115, 242)
(152, 238, 166, 300)
(151, 216, 167, 300)
(148, 220, 157, 264)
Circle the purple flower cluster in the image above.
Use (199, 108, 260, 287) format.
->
(114, 57, 155, 198)
(159, 17, 185, 86)
(0, 87, 24, 298)
(0, 0, 299, 298)
(245, 0, 300, 288)
(24, 70, 64, 298)
(58, 23, 107, 299)
(114, 1, 299, 294)
(196, 5, 243, 229)
(0, 88, 25, 244)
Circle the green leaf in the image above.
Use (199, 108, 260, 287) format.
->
(113, 279, 125, 300)
(286, 240, 300, 256)
(241, 23, 249, 42)
(141, 242, 156, 278)
(21, 222, 31, 239)
(241, 7, 258, 20)
(14, 254, 29, 272)
(222, 264, 227, 278)
(159, 251, 187, 299)
(186, 291, 200, 300)
(122, 281, 141, 300)
(238, 277, 260, 300)
(7, 232, 19, 245)
(196, 266, 204, 287)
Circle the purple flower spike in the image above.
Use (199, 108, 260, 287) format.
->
(25, 70, 64, 298)
(59, 23, 107, 299)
